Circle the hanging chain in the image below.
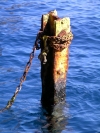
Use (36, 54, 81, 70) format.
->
(48, 31, 73, 51)
(38, 30, 73, 63)
(0, 29, 73, 113)
(0, 32, 41, 113)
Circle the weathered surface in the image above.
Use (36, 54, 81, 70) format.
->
(41, 13, 49, 32)
(42, 102, 67, 132)
(53, 47, 69, 104)
(39, 10, 73, 109)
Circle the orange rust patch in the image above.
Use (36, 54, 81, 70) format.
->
(53, 47, 69, 83)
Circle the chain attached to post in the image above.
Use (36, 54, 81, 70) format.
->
(0, 32, 41, 113)
(38, 30, 73, 63)
(0, 28, 73, 113)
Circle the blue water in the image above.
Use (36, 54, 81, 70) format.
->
(0, 0, 100, 132)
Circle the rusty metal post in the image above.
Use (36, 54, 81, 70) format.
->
(39, 10, 73, 110)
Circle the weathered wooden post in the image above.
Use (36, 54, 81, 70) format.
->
(38, 10, 73, 111)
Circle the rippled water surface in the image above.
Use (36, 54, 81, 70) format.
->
(0, 0, 100, 132)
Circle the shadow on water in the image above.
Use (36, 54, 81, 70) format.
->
(40, 101, 68, 133)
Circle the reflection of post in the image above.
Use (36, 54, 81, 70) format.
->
(39, 10, 73, 109)
(0, 46, 3, 56)
(42, 102, 68, 132)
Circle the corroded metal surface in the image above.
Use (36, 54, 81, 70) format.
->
(40, 10, 73, 109)
(53, 47, 69, 104)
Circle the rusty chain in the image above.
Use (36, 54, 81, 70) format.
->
(0, 29, 73, 113)
(38, 30, 73, 64)
(48, 31, 73, 51)
(0, 32, 41, 113)
(38, 30, 73, 51)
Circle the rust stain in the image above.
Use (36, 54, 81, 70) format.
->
(53, 47, 69, 84)
(40, 10, 73, 107)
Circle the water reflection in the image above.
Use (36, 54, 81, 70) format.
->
(0, 47, 3, 56)
(0, 98, 69, 132)
(41, 101, 68, 133)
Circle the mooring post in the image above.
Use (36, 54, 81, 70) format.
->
(39, 10, 73, 110)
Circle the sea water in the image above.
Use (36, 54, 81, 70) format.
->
(0, 0, 100, 132)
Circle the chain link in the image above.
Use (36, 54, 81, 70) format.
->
(38, 30, 73, 63)
(0, 32, 40, 113)
(0, 29, 73, 113)
(38, 30, 73, 51)
(48, 31, 73, 51)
